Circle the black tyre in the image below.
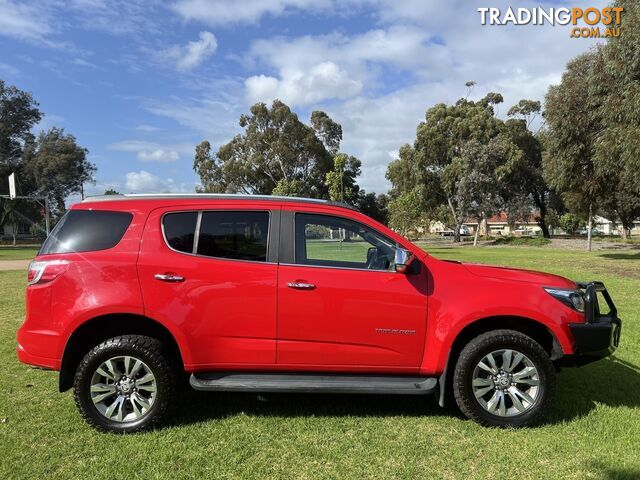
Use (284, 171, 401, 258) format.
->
(73, 335, 177, 433)
(453, 329, 555, 428)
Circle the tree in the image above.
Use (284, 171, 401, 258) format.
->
(543, 50, 610, 251)
(0, 81, 43, 227)
(194, 100, 336, 198)
(558, 213, 584, 235)
(356, 191, 388, 225)
(325, 153, 361, 205)
(388, 190, 425, 239)
(22, 127, 96, 214)
(600, 176, 640, 239)
(0, 199, 21, 246)
(502, 102, 554, 238)
(104, 189, 120, 195)
(594, 0, 640, 238)
(456, 136, 520, 246)
(0, 80, 42, 173)
(544, 1, 640, 246)
(507, 100, 541, 129)
(310, 111, 342, 156)
(389, 94, 504, 242)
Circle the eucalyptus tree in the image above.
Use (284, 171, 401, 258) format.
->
(325, 153, 361, 205)
(595, 0, 640, 238)
(544, 0, 640, 244)
(193, 100, 340, 198)
(387, 93, 504, 242)
(502, 101, 555, 238)
(21, 127, 95, 214)
(543, 50, 610, 251)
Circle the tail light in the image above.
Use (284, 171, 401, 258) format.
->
(27, 260, 69, 285)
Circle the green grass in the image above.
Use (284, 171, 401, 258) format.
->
(491, 236, 551, 246)
(306, 239, 372, 262)
(1, 247, 640, 479)
(0, 246, 39, 261)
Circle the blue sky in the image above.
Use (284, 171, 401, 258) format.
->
(0, 0, 605, 199)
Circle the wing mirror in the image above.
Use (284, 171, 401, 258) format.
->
(394, 248, 414, 273)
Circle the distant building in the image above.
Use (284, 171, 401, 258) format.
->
(426, 212, 640, 237)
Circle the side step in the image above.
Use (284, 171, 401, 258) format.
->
(190, 373, 437, 395)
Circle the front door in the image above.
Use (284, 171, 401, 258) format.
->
(137, 206, 278, 367)
(277, 210, 428, 369)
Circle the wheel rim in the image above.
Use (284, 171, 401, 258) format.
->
(89, 356, 157, 423)
(471, 349, 541, 417)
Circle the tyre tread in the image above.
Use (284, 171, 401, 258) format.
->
(73, 334, 176, 433)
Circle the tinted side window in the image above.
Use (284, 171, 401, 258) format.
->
(40, 210, 133, 255)
(295, 213, 396, 271)
(163, 212, 198, 253)
(197, 211, 269, 262)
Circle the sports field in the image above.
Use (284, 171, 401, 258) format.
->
(0, 246, 638, 479)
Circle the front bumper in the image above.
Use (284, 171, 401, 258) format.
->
(559, 281, 621, 366)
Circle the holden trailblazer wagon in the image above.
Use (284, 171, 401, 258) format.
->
(17, 194, 621, 432)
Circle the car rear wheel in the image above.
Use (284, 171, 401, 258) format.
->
(73, 335, 177, 433)
(453, 329, 555, 428)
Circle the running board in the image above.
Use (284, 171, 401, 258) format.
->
(190, 373, 437, 395)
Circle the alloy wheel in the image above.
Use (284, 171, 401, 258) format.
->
(89, 355, 157, 422)
(471, 349, 541, 417)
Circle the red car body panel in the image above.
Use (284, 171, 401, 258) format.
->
(137, 202, 278, 369)
(17, 196, 583, 378)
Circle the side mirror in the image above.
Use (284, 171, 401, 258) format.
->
(394, 248, 413, 273)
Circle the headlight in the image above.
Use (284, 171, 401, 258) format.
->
(544, 288, 585, 312)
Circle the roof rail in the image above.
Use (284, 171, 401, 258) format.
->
(82, 193, 358, 211)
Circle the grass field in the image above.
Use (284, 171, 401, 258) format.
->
(1, 246, 639, 479)
(0, 246, 39, 261)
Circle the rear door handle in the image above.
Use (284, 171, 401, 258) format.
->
(286, 282, 316, 290)
(154, 273, 185, 283)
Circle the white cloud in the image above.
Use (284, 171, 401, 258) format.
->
(0, 62, 20, 76)
(0, 0, 54, 43)
(245, 62, 362, 106)
(137, 149, 180, 163)
(243, 26, 446, 106)
(124, 170, 191, 193)
(141, 93, 243, 140)
(135, 124, 162, 132)
(109, 140, 192, 163)
(170, 0, 331, 26)
(160, 31, 218, 71)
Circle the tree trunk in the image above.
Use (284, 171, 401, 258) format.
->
(621, 225, 628, 240)
(586, 204, 593, 252)
(473, 221, 480, 246)
(533, 191, 550, 238)
(446, 196, 461, 243)
(12, 227, 17, 247)
(539, 221, 550, 238)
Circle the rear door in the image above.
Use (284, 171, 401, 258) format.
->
(137, 205, 279, 368)
(276, 208, 428, 370)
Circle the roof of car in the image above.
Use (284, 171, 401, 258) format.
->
(81, 193, 358, 211)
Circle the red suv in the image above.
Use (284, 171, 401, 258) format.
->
(17, 194, 621, 432)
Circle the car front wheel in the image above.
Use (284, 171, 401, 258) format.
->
(453, 329, 556, 428)
(73, 335, 177, 433)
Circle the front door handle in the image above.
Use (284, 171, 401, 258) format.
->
(154, 273, 185, 283)
(286, 282, 316, 290)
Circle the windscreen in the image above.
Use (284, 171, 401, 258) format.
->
(39, 210, 133, 255)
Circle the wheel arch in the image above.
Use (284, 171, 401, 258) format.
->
(59, 313, 185, 392)
(438, 315, 562, 407)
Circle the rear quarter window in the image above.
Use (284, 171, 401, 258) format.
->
(163, 212, 198, 254)
(39, 210, 133, 255)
